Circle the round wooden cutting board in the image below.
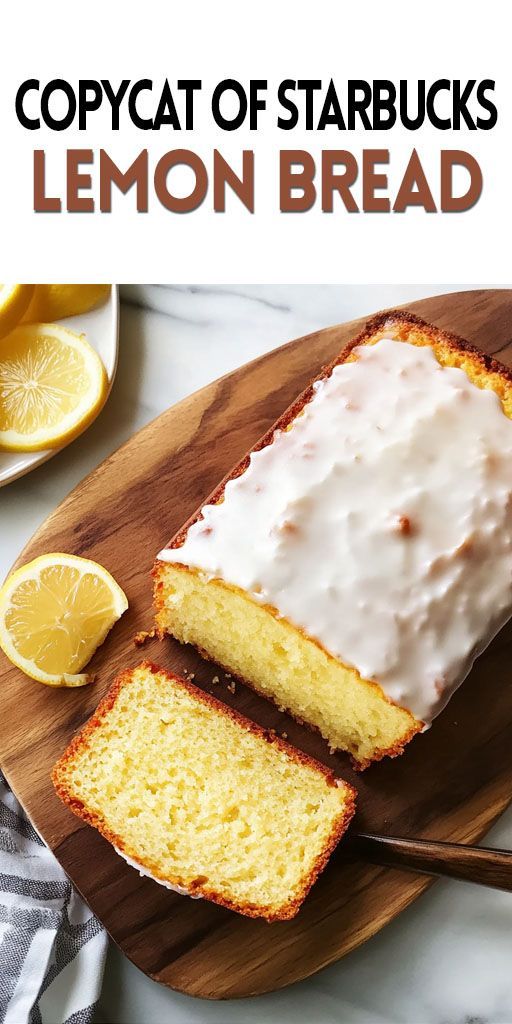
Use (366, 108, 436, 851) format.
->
(1, 289, 512, 1000)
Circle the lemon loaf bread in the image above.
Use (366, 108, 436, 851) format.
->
(154, 312, 512, 767)
(52, 661, 355, 921)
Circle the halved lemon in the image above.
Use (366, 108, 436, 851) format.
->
(0, 323, 107, 451)
(0, 285, 35, 341)
(0, 554, 128, 687)
(23, 285, 110, 324)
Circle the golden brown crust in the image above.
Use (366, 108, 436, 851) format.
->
(52, 661, 356, 922)
(157, 307, 512, 557)
(157, 310, 512, 554)
(153, 568, 422, 770)
(153, 310, 511, 767)
(359, 310, 512, 384)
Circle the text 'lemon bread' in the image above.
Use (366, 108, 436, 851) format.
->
(154, 312, 512, 767)
(52, 662, 355, 921)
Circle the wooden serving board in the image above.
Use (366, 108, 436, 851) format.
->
(1, 289, 512, 1000)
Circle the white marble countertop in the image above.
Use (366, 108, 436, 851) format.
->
(2, 284, 512, 1024)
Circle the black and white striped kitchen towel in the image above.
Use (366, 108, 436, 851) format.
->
(0, 773, 107, 1024)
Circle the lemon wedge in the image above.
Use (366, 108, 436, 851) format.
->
(0, 323, 107, 451)
(0, 554, 128, 687)
(23, 285, 110, 324)
(0, 285, 35, 341)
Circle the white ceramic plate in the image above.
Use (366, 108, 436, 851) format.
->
(0, 285, 119, 487)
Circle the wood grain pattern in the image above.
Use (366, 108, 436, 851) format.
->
(1, 289, 512, 1000)
(350, 833, 512, 891)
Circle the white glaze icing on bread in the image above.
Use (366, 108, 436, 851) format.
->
(155, 312, 512, 765)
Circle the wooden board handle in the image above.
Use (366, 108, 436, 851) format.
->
(350, 833, 512, 892)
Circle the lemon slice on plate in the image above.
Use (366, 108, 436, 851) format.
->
(0, 553, 128, 687)
(0, 285, 35, 341)
(0, 323, 107, 451)
(23, 285, 110, 324)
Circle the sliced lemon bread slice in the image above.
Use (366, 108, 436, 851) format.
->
(154, 312, 512, 767)
(52, 661, 355, 921)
